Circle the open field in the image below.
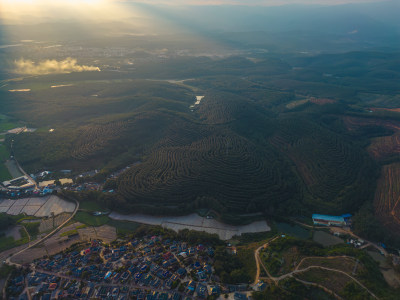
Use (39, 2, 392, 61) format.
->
(79, 200, 107, 212)
(0, 122, 21, 132)
(107, 219, 140, 237)
(0, 226, 28, 252)
(0, 195, 75, 217)
(0, 163, 12, 181)
(0, 225, 22, 240)
(11, 222, 83, 264)
(78, 224, 117, 244)
(4, 159, 23, 178)
(38, 213, 71, 233)
(74, 211, 110, 226)
(11, 222, 116, 264)
(109, 212, 270, 240)
(0, 144, 12, 181)
(0, 145, 9, 161)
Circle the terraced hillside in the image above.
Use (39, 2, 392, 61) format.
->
(2, 49, 400, 228)
(368, 133, 400, 160)
(117, 122, 299, 214)
(374, 163, 400, 230)
(10, 111, 175, 172)
(270, 117, 375, 213)
(195, 92, 253, 125)
(343, 116, 400, 160)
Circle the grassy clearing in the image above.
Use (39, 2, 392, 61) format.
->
(60, 229, 78, 237)
(73, 211, 109, 226)
(286, 99, 309, 109)
(0, 228, 29, 252)
(107, 219, 141, 237)
(23, 222, 40, 238)
(0, 122, 20, 132)
(60, 224, 87, 237)
(79, 201, 107, 212)
(0, 145, 10, 161)
(0, 163, 12, 181)
(0, 145, 12, 181)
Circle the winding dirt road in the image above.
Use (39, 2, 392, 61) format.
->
(254, 237, 379, 299)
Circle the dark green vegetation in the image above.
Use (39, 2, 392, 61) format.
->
(0, 264, 15, 279)
(253, 278, 336, 300)
(0, 144, 11, 181)
(0, 228, 28, 252)
(1, 35, 400, 245)
(107, 219, 140, 238)
(23, 222, 40, 238)
(214, 247, 252, 284)
(132, 225, 223, 247)
(0, 213, 16, 229)
(0, 214, 36, 251)
(73, 211, 110, 227)
(78, 201, 108, 212)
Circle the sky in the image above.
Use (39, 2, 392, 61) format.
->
(117, 0, 391, 4)
(0, 0, 393, 22)
(0, 0, 396, 30)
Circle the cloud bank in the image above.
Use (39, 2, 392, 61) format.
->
(14, 58, 100, 75)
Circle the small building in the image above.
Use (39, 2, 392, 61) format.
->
(255, 281, 267, 291)
(312, 214, 351, 227)
(3, 175, 35, 190)
(207, 285, 220, 296)
(226, 246, 237, 255)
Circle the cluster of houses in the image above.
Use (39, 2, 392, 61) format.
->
(6, 236, 250, 300)
(62, 182, 102, 192)
(1, 163, 135, 200)
(0, 183, 53, 199)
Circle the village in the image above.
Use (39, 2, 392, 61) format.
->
(0, 166, 123, 199)
(5, 235, 256, 300)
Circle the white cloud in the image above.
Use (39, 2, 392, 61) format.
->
(14, 58, 100, 75)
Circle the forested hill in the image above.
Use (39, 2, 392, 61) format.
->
(2, 49, 399, 229)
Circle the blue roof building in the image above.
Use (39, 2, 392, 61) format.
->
(312, 214, 351, 226)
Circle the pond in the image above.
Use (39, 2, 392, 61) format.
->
(313, 230, 344, 247)
(276, 222, 310, 239)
